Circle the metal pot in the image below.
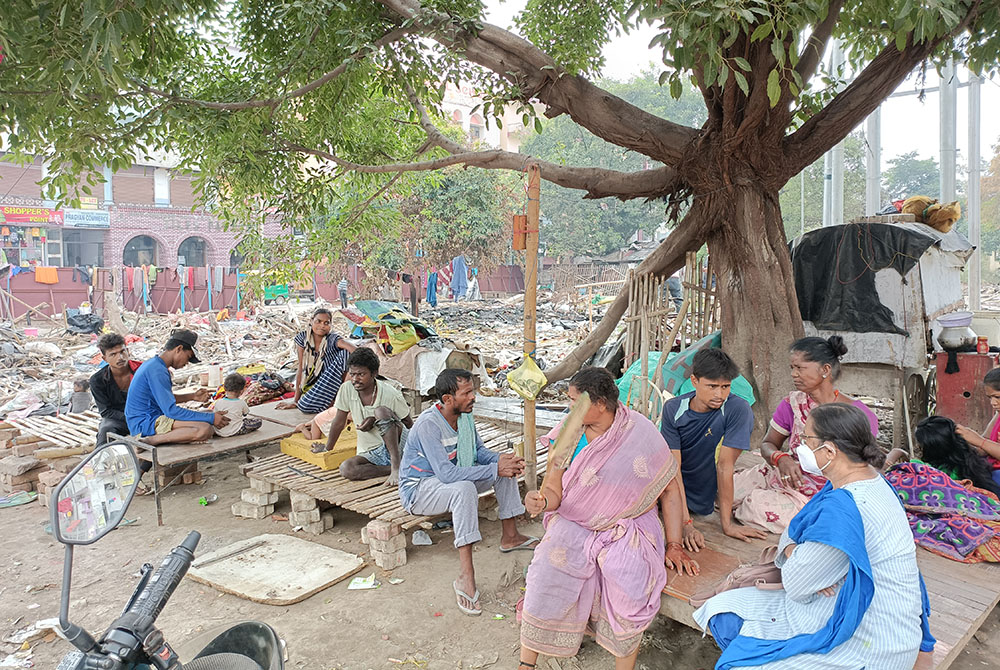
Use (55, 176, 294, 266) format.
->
(937, 325, 978, 350)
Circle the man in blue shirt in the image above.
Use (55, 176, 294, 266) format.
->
(125, 329, 229, 444)
(398, 369, 535, 616)
(660, 348, 765, 550)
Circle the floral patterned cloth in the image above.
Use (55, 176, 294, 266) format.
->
(886, 461, 1000, 563)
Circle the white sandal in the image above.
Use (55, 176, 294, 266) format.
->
(452, 580, 482, 616)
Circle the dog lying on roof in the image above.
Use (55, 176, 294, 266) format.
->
(901, 195, 962, 234)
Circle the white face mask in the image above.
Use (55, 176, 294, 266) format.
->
(795, 442, 833, 477)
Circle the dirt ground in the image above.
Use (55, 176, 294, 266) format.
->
(1, 447, 998, 669)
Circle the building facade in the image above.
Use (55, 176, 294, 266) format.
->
(1, 156, 246, 268)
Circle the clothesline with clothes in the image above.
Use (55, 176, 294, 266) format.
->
(116, 264, 239, 314)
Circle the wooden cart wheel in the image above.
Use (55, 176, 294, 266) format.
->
(905, 373, 928, 436)
(925, 367, 937, 417)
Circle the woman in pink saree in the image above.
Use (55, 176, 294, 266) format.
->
(518, 368, 699, 670)
(732, 336, 879, 533)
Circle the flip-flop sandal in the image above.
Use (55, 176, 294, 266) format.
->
(452, 581, 482, 616)
(135, 482, 154, 496)
(499, 537, 540, 553)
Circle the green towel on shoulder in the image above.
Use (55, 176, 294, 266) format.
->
(456, 412, 477, 467)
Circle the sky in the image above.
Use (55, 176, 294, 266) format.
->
(484, 0, 1000, 166)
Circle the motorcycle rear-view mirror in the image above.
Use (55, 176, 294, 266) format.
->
(51, 441, 141, 545)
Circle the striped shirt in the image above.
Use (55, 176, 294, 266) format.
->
(694, 476, 924, 669)
(337, 279, 348, 292)
(292, 331, 349, 414)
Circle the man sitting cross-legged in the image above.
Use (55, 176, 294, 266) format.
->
(125, 329, 230, 444)
(398, 368, 538, 616)
(304, 348, 413, 486)
(659, 348, 766, 550)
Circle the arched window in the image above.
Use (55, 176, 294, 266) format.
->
(452, 109, 463, 123)
(122, 235, 158, 266)
(469, 113, 485, 139)
(178, 236, 208, 266)
(229, 250, 245, 270)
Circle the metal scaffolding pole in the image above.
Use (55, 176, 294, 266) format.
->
(940, 58, 958, 202)
(829, 43, 846, 226)
(865, 108, 882, 215)
(969, 76, 982, 310)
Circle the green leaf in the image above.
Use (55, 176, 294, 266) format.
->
(669, 77, 683, 99)
(733, 57, 751, 71)
(767, 68, 781, 106)
(750, 20, 773, 42)
(534, 117, 542, 133)
(733, 71, 749, 95)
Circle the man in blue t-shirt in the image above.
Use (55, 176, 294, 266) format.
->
(125, 329, 229, 444)
(659, 348, 765, 550)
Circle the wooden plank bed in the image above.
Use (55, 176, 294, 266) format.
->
(116, 418, 297, 526)
(659, 505, 1000, 669)
(240, 420, 548, 532)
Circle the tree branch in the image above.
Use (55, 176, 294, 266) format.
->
(136, 27, 412, 111)
(783, 0, 982, 177)
(543, 205, 707, 384)
(376, 0, 699, 165)
(795, 0, 846, 84)
(279, 140, 677, 200)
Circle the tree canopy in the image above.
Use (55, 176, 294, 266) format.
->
(3, 0, 1000, 412)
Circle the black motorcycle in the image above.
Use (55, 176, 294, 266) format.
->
(51, 441, 283, 670)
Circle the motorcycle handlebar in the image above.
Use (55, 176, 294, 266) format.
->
(126, 531, 201, 623)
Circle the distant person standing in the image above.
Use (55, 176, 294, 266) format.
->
(450, 254, 468, 302)
(337, 277, 349, 309)
(426, 267, 438, 308)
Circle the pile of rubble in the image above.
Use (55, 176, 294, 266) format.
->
(424, 292, 616, 400)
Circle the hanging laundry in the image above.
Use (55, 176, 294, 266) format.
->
(34, 266, 59, 284)
(187, 266, 195, 287)
(72, 266, 91, 284)
(213, 265, 224, 294)
(178, 265, 187, 287)
(148, 264, 157, 286)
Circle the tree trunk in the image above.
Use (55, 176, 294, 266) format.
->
(707, 182, 804, 433)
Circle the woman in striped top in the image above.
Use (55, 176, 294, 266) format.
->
(277, 308, 355, 414)
(695, 403, 935, 670)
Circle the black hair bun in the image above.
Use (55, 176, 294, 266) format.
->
(861, 441, 886, 469)
(827, 335, 848, 357)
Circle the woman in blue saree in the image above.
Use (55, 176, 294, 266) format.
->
(695, 403, 935, 669)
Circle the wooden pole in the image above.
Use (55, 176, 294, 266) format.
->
(524, 163, 540, 491)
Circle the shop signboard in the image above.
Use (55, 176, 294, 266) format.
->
(0, 205, 64, 225)
(63, 208, 111, 229)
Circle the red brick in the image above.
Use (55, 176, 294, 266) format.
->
(38, 469, 66, 487)
(366, 520, 401, 542)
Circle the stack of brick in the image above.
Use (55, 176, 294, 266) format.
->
(366, 520, 406, 570)
(232, 477, 280, 519)
(36, 469, 67, 508)
(288, 491, 334, 536)
(0, 426, 17, 459)
(156, 463, 202, 487)
(0, 456, 47, 494)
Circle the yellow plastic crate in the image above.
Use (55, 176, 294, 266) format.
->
(280, 424, 357, 471)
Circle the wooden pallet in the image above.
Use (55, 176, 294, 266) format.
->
(659, 454, 1000, 670)
(241, 420, 548, 531)
(6, 410, 101, 448)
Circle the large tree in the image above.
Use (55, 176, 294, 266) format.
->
(520, 73, 706, 257)
(3, 0, 999, 418)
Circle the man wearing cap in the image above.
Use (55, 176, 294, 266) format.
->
(125, 329, 230, 444)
